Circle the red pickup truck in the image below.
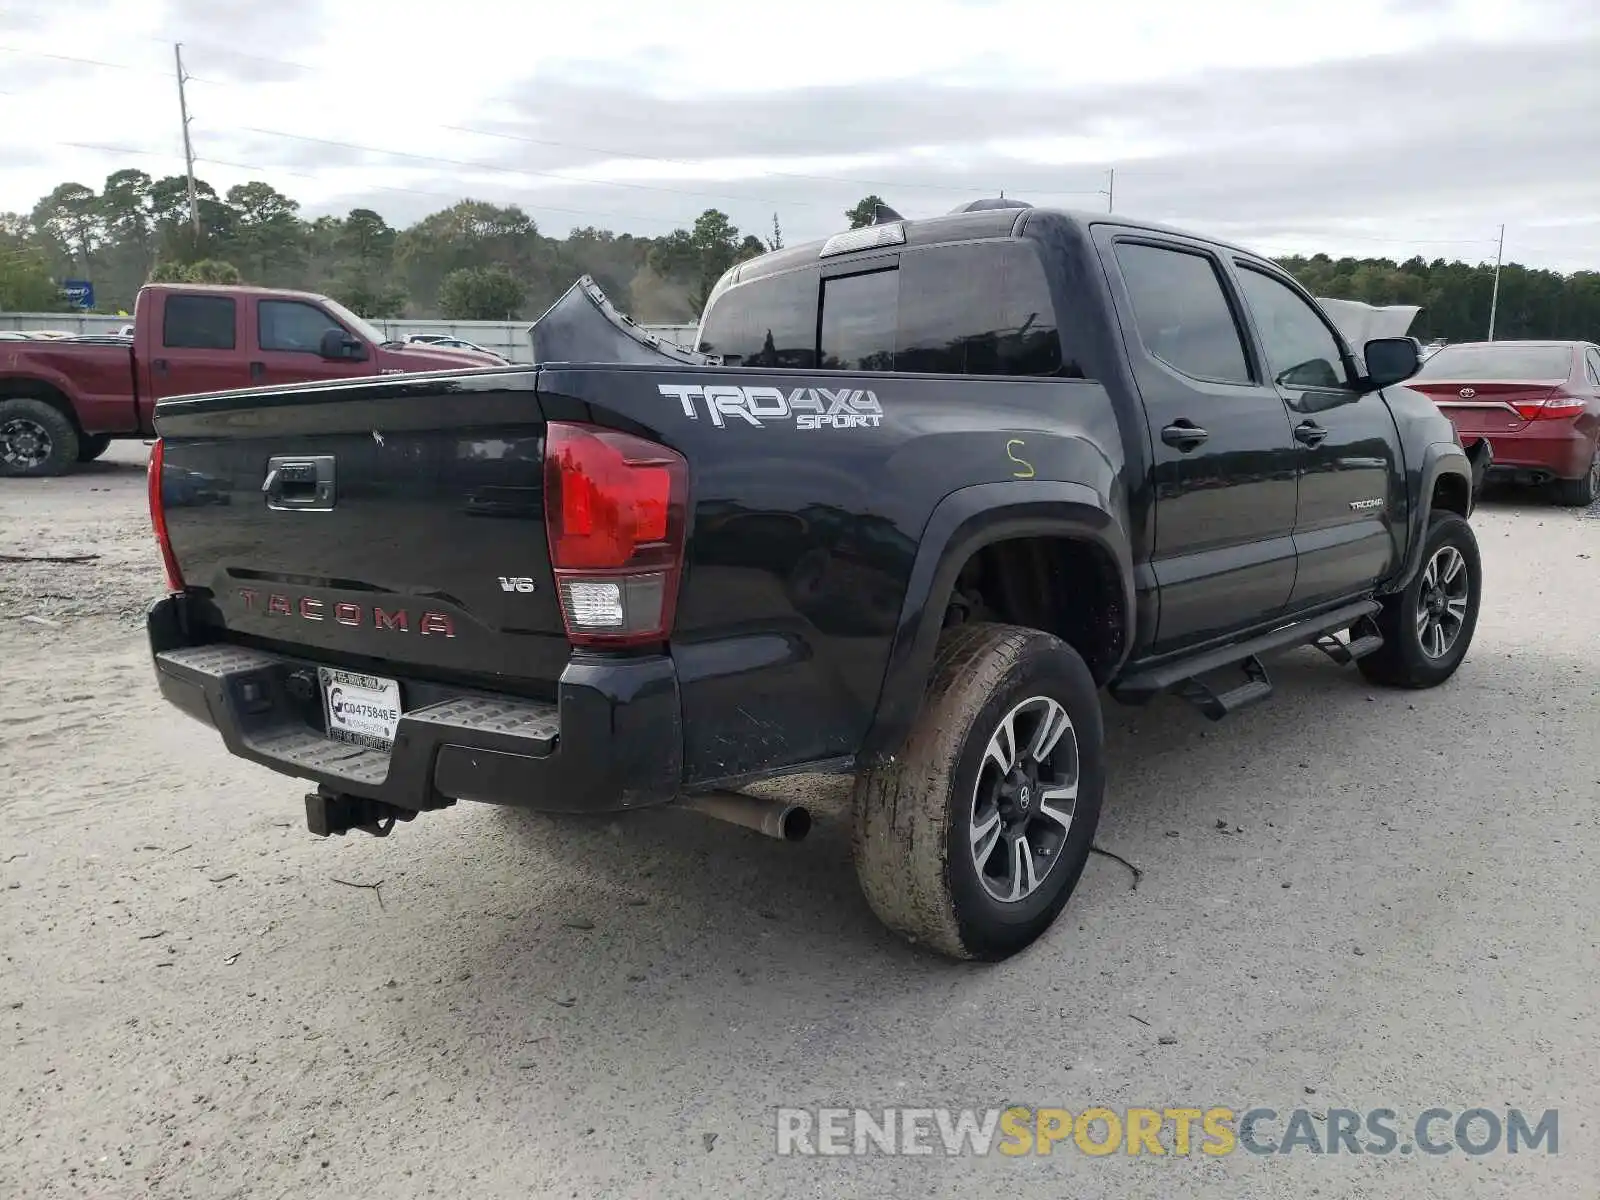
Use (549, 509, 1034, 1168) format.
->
(0, 283, 502, 477)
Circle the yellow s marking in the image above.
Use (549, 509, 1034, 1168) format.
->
(1006, 438, 1035, 479)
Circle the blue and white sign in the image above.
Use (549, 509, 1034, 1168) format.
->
(62, 280, 95, 310)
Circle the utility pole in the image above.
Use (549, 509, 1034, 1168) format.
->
(1486, 223, 1505, 342)
(173, 43, 200, 237)
(1106, 168, 1115, 213)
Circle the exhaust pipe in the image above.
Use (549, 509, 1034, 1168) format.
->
(680, 791, 812, 842)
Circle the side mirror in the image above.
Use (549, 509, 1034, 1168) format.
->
(1363, 336, 1421, 389)
(319, 328, 366, 361)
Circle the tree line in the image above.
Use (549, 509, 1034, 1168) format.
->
(2, 172, 1597, 343)
(0, 170, 780, 323)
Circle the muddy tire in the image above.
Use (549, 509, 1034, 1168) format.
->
(0, 398, 79, 478)
(77, 434, 113, 463)
(1357, 512, 1481, 689)
(852, 622, 1105, 961)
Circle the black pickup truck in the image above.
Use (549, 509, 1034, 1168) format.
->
(146, 202, 1484, 961)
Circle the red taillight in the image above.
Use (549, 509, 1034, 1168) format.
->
(543, 422, 687, 647)
(147, 438, 185, 593)
(1514, 392, 1587, 421)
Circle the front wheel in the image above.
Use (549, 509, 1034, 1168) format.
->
(1357, 512, 1482, 689)
(852, 622, 1105, 961)
(77, 433, 113, 463)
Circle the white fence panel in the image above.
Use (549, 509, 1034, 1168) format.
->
(0, 314, 700, 362)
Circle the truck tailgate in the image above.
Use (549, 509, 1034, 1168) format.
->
(154, 371, 572, 689)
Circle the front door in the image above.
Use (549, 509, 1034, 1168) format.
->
(1230, 263, 1403, 611)
(250, 297, 373, 388)
(1101, 234, 1301, 654)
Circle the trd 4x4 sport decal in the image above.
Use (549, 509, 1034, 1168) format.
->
(658, 383, 883, 430)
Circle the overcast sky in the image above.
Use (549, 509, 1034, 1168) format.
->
(3, 0, 1599, 270)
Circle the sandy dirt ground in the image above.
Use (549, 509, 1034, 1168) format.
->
(2, 440, 1597, 1199)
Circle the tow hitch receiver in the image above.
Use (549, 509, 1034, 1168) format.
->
(305, 788, 420, 838)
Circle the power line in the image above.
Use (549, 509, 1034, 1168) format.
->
(52, 140, 694, 229)
(232, 125, 837, 211)
(138, 37, 1115, 201)
(439, 123, 1110, 200)
(0, 43, 225, 85)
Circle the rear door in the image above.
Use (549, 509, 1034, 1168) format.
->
(144, 292, 253, 400)
(1098, 232, 1300, 652)
(250, 296, 376, 388)
(1229, 261, 1404, 611)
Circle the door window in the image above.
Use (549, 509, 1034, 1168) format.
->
(1235, 266, 1349, 390)
(163, 295, 236, 350)
(259, 300, 343, 354)
(1584, 349, 1600, 386)
(896, 241, 1070, 376)
(1113, 242, 1252, 384)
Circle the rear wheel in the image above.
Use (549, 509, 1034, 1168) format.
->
(76, 433, 113, 463)
(1551, 442, 1599, 507)
(0, 398, 79, 478)
(1357, 512, 1481, 689)
(852, 622, 1105, 961)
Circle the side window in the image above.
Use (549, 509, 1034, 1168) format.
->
(819, 269, 898, 371)
(1112, 242, 1251, 384)
(1235, 266, 1349, 390)
(1585, 350, 1600, 386)
(162, 295, 236, 350)
(896, 242, 1072, 377)
(259, 300, 342, 354)
(696, 269, 818, 367)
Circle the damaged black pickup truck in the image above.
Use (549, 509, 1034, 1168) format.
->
(146, 201, 1484, 961)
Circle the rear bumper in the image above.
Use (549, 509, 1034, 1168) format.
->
(1477, 427, 1592, 480)
(147, 595, 682, 814)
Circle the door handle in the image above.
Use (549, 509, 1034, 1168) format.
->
(1294, 420, 1329, 447)
(249, 361, 266, 381)
(1161, 420, 1209, 451)
(151, 358, 168, 373)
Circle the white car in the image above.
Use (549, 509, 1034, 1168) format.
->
(404, 334, 506, 361)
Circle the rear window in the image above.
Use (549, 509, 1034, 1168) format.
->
(696, 269, 817, 367)
(698, 239, 1071, 377)
(1415, 344, 1573, 382)
(163, 295, 236, 350)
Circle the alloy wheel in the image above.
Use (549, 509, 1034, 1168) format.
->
(969, 694, 1079, 903)
(1415, 544, 1470, 659)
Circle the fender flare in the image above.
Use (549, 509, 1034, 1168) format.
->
(1384, 440, 1474, 594)
(858, 480, 1135, 763)
(0, 369, 86, 431)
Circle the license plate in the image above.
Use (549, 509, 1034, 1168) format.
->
(319, 668, 402, 749)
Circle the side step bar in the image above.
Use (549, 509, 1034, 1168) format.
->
(1110, 598, 1383, 720)
(1313, 620, 1385, 665)
(1175, 655, 1272, 721)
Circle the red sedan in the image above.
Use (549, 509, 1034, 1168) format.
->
(1409, 340, 1600, 506)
